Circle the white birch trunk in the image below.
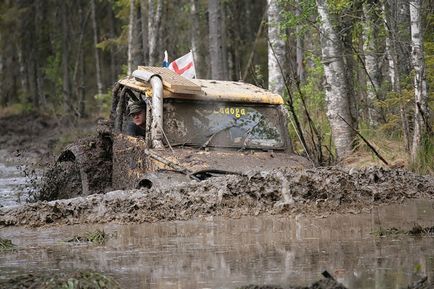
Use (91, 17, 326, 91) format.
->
(127, 0, 135, 75)
(91, 0, 103, 95)
(267, 0, 286, 95)
(383, 2, 410, 151)
(409, 0, 429, 159)
(208, 0, 226, 80)
(316, 0, 354, 158)
(295, 2, 305, 84)
(363, 1, 381, 126)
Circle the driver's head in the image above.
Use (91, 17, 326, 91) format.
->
(128, 101, 147, 127)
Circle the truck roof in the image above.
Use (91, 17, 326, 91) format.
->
(118, 67, 284, 105)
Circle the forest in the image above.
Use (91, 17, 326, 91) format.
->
(0, 0, 432, 172)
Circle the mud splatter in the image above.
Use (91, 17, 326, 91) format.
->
(1, 166, 433, 227)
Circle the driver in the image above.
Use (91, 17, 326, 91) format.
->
(126, 101, 147, 137)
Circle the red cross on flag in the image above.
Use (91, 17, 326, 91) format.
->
(168, 51, 196, 79)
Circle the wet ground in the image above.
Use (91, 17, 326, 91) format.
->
(1, 200, 433, 289)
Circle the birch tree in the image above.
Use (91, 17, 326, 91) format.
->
(363, 0, 382, 126)
(295, 0, 305, 84)
(409, 0, 429, 160)
(316, 0, 354, 158)
(208, 0, 226, 80)
(382, 1, 410, 151)
(267, 0, 286, 95)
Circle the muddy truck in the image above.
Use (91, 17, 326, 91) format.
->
(41, 67, 310, 200)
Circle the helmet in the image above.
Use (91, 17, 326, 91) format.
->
(128, 101, 147, 116)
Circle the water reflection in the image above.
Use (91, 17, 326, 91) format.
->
(0, 200, 433, 289)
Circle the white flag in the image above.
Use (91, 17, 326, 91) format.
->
(168, 51, 196, 79)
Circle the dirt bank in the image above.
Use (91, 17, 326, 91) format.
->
(1, 166, 433, 227)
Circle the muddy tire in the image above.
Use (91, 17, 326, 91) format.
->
(37, 161, 83, 201)
(37, 133, 113, 201)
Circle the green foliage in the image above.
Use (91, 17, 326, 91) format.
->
(280, 0, 316, 36)
(327, 0, 353, 13)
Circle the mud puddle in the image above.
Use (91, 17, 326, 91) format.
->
(1, 200, 433, 289)
(0, 150, 36, 207)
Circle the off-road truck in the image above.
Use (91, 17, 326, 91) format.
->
(47, 67, 309, 200)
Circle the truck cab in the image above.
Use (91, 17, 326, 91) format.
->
(109, 67, 309, 189)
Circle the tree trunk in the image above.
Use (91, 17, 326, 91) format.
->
(77, 1, 87, 117)
(109, 3, 119, 82)
(132, 2, 143, 69)
(191, 0, 204, 78)
(383, 1, 410, 152)
(363, 0, 382, 126)
(148, 0, 162, 65)
(409, 0, 429, 160)
(128, 0, 135, 75)
(0, 32, 3, 106)
(17, 47, 29, 99)
(78, 46, 86, 117)
(208, 0, 226, 80)
(267, 0, 286, 95)
(295, 0, 305, 84)
(91, 0, 103, 95)
(34, 0, 45, 107)
(140, 0, 149, 64)
(316, 0, 354, 158)
(62, 3, 71, 113)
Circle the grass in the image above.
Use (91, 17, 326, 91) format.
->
(0, 238, 16, 252)
(66, 229, 109, 245)
(342, 134, 409, 169)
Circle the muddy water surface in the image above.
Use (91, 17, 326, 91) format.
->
(0, 151, 31, 207)
(1, 200, 433, 289)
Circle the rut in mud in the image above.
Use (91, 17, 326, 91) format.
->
(1, 166, 433, 227)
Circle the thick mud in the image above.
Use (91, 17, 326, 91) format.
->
(1, 166, 433, 227)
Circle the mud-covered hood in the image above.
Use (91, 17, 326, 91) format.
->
(156, 147, 311, 173)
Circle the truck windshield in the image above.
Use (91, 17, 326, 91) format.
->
(163, 100, 286, 150)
